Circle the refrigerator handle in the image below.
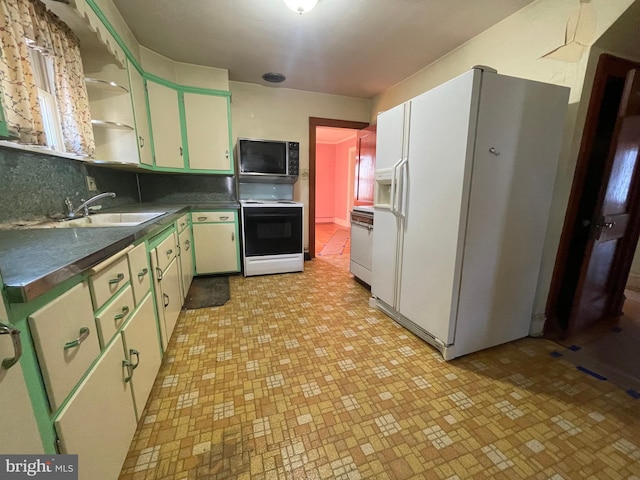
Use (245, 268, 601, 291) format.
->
(390, 157, 402, 216)
(397, 157, 409, 218)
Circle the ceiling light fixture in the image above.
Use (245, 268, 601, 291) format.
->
(262, 72, 286, 83)
(283, 0, 318, 15)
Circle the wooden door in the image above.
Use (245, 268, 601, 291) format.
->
(354, 125, 376, 205)
(567, 69, 640, 336)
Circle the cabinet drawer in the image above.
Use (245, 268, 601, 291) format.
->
(89, 256, 130, 311)
(28, 282, 100, 412)
(155, 232, 177, 272)
(95, 285, 134, 347)
(176, 213, 189, 232)
(191, 211, 235, 223)
(127, 242, 151, 305)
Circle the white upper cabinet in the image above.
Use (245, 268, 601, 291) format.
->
(127, 61, 153, 166)
(183, 92, 231, 172)
(147, 80, 183, 169)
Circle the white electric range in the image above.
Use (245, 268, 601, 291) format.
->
(240, 200, 304, 276)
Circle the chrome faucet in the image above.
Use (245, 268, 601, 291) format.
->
(65, 192, 116, 218)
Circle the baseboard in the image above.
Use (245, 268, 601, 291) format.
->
(529, 313, 546, 337)
(334, 218, 350, 228)
(626, 273, 640, 291)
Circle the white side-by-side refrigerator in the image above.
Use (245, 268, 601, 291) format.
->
(371, 67, 569, 360)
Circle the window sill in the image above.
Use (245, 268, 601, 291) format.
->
(0, 140, 88, 161)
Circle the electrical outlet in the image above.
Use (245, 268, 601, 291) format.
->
(86, 176, 97, 191)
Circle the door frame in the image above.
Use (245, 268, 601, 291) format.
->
(308, 117, 369, 258)
(545, 54, 640, 338)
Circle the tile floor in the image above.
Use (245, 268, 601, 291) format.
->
(118, 255, 640, 479)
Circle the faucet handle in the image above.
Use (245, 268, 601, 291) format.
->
(64, 197, 74, 216)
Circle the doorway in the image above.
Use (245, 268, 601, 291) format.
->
(546, 54, 640, 339)
(308, 117, 369, 259)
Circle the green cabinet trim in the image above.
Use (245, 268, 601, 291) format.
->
(84, 0, 233, 175)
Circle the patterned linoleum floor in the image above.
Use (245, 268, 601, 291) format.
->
(119, 256, 640, 480)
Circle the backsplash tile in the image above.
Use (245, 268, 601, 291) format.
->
(138, 173, 236, 203)
(0, 147, 138, 222)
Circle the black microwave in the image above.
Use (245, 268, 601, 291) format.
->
(236, 138, 299, 182)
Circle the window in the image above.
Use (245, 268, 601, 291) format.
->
(28, 46, 64, 152)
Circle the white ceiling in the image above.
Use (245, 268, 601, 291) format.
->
(111, 0, 534, 99)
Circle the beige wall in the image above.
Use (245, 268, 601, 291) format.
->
(140, 47, 229, 91)
(229, 81, 371, 250)
(370, 0, 637, 333)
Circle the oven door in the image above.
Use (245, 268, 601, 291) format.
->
(242, 207, 303, 257)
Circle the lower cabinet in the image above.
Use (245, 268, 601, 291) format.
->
(0, 291, 44, 453)
(192, 211, 240, 274)
(150, 230, 182, 351)
(28, 282, 100, 412)
(178, 226, 194, 299)
(121, 293, 161, 419)
(54, 337, 137, 480)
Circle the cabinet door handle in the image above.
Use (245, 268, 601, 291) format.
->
(114, 305, 130, 321)
(176, 244, 181, 257)
(219, 216, 229, 221)
(156, 267, 163, 281)
(108, 273, 125, 285)
(185, 239, 191, 251)
(139, 136, 145, 148)
(225, 150, 229, 159)
(197, 216, 207, 221)
(64, 327, 90, 350)
(163, 293, 170, 308)
(0, 322, 22, 369)
(231, 232, 235, 242)
(179, 146, 183, 156)
(166, 249, 173, 257)
(137, 268, 149, 279)
(123, 349, 139, 383)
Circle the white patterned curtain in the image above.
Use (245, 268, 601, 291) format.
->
(0, 0, 94, 156)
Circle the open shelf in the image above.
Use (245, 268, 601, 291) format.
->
(85, 78, 129, 94)
(90, 119, 134, 131)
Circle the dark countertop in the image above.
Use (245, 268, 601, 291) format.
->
(0, 202, 239, 303)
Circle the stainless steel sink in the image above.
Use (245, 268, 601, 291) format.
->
(5, 212, 168, 229)
(59, 212, 167, 228)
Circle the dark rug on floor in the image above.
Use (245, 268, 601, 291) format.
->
(183, 276, 230, 309)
